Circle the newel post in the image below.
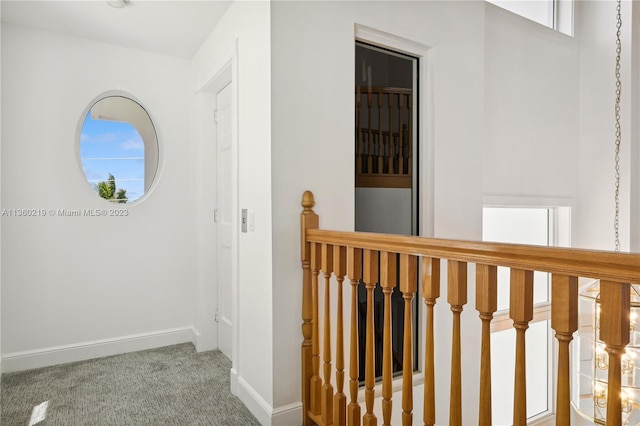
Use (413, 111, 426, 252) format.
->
(301, 191, 319, 426)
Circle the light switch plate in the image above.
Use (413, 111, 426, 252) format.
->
(241, 209, 247, 233)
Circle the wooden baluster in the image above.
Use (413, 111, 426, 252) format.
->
(301, 191, 319, 425)
(407, 94, 412, 177)
(381, 92, 390, 175)
(400, 254, 417, 426)
(322, 244, 335, 425)
(387, 131, 394, 175)
(380, 252, 397, 426)
(311, 242, 323, 416)
(334, 246, 347, 426)
(378, 91, 384, 175)
(398, 94, 404, 174)
(363, 249, 379, 426)
(367, 93, 373, 175)
(475, 264, 497, 426)
(347, 248, 363, 426)
(510, 269, 534, 426)
(551, 274, 578, 426)
(422, 257, 440, 426)
(356, 90, 363, 177)
(448, 260, 467, 426)
(362, 133, 371, 175)
(599, 281, 630, 426)
(388, 93, 394, 174)
(388, 133, 395, 174)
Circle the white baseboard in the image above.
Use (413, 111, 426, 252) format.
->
(237, 376, 303, 426)
(271, 401, 303, 425)
(2, 327, 193, 373)
(192, 326, 217, 353)
(237, 376, 273, 425)
(230, 367, 239, 396)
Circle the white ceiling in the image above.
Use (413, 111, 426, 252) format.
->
(0, 0, 233, 60)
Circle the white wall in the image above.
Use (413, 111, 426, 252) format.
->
(575, 0, 637, 251)
(271, 1, 485, 423)
(191, 2, 274, 423)
(1, 24, 195, 370)
(484, 4, 579, 203)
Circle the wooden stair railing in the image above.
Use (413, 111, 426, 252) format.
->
(300, 191, 640, 426)
(355, 86, 412, 189)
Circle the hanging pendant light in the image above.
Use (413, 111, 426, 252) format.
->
(571, 1, 639, 424)
(573, 281, 640, 424)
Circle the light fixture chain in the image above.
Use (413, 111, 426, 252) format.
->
(614, 0, 622, 252)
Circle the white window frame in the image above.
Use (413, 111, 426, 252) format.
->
(486, 0, 574, 36)
(482, 196, 573, 424)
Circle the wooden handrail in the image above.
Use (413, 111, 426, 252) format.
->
(301, 191, 640, 426)
(356, 86, 413, 95)
(305, 229, 640, 283)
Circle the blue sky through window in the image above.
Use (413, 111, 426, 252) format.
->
(80, 111, 145, 202)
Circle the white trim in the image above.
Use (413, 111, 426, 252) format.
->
(1, 327, 193, 373)
(355, 23, 435, 238)
(199, 60, 233, 95)
(196, 41, 237, 94)
(529, 412, 557, 425)
(192, 327, 217, 353)
(271, 401, 303, 425)
(483, 194, 575, 209)
(236, 376, 303, 426)
(230, 367, 239, 395)
(355, 24, 432, 57)
(237, 376, 272, 425)
(230, 38, 241, 395)
(483, 195, 576, 247)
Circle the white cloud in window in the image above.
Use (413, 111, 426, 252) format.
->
(121, 134, 144, 150)
(82, 167, 106, 181)
(80, 132, 121, 144)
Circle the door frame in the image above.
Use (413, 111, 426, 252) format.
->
(196, 45, 240, 394)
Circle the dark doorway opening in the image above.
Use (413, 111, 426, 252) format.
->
(354, 42, 419, 382)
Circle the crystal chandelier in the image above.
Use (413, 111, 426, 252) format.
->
(572, 281, 640, 425)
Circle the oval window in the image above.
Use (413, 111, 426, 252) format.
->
(79, 96, 158, 203)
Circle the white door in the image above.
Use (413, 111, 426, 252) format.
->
(216, 82, 233, 360)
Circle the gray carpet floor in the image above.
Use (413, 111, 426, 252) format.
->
(0, 343, 261, 426)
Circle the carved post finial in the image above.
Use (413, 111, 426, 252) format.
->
(302, 190, 316, 212)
